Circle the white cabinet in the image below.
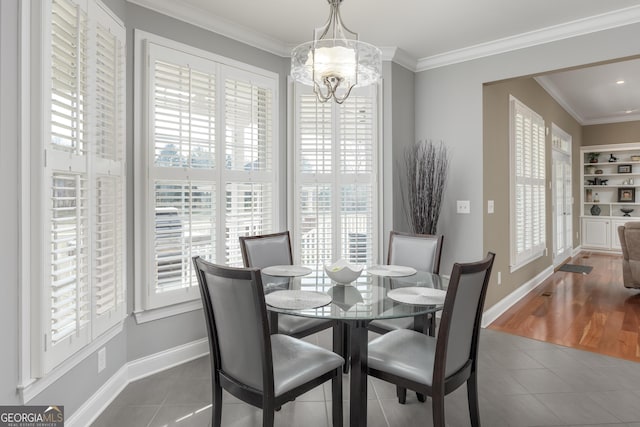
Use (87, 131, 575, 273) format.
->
(581, 143, 640, 251)
(581, 218, 610, 249)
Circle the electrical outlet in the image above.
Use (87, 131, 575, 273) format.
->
(98, 347, 106, 373)
(497, 272, 501, 285)
(487, 200, 494, 214)
(457, 200, 470, 214)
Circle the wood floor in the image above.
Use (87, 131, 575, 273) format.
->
(489, 252, 640, 362)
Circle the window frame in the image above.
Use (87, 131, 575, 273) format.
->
(509, 95, 547, 272)
(133, 30, 280, 318)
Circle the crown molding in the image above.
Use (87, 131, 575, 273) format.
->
(127, 0, 289, 57)
(128, 1, 640, 74)
(534, 76, 585, 124)
(416, 5, 640, 72)
(381, 47, 417, 71)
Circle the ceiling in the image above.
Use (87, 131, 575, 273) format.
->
(132, 0, 640, 124)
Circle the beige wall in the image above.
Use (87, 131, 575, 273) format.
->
(482, 78, 582, 308)
(583, 120, 640, 146)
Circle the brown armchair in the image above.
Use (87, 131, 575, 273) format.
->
(617, 222, 640, 289)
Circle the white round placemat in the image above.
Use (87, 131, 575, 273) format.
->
(367, 265, 417, 277)
(387, 287, 446, 305)
(265, 290, 332, 310)
(262, 265, 312, 277)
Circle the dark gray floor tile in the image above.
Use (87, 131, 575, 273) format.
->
(163, 376, 212, 405)
(510, 368, 574, 394)
(90, 404, 160, 427)
(535, 392, 622, 425)
(584, 390, 640, 422)
(148, 404, 212, 427)
(114, 375, 174, 406)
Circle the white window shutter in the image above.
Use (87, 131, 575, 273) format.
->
(44, 0, 92, 372)
(42, 0, 126, 372)
(144, 42, 278, 308)
(510, 97, 546, 270)
(92, 4, 126, 337)
(293, 84, 379, 268)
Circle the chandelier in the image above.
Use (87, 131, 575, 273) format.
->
(290, 0, 382, 104)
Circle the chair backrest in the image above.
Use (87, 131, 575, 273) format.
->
(193, 257, 273, 393)
(434, 252, 495, 381)
(240, 231, 293, 269)
(387, 231, 444, 273)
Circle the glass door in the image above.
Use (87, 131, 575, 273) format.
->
(552, 125, 573, 266)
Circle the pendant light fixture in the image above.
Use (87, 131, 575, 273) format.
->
(291, 0, 382, 104)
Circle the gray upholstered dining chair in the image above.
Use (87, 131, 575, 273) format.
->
(367, 252, 495, 426)
(368, 231, 444, 336)
(239, 231, 336, 338)
(193, 257, 344, 427)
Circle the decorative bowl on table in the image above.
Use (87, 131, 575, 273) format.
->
(621, 208, 634, 217)
(324, 259, 363, 284)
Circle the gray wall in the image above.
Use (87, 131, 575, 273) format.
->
(0, 0, 21, 407)
(415, 22, 640, 307)
(381, 61, 415, 258)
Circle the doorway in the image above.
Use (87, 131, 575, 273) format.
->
(551, 124, 573, 267)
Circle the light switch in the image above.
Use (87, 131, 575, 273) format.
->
(488, 200, 494, 214)
(457, 200, 470, 214)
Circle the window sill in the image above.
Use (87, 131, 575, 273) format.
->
(133, 299, 202, 324)
(509, 250, 545, 274)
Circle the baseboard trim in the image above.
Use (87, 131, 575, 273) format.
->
(66, 338, 209, 427)
(481, 265, 554, 328)
(65, 365, 128, 427)
(128, 338, 209, 382)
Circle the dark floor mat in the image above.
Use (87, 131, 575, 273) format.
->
(558, 264, 593, 274)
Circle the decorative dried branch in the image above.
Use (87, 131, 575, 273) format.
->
(401, 140, 449, 235)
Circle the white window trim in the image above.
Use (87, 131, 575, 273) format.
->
(18, 0, 126, 395)
(509, 95, 547, 272)
(133, 30, 280, 317)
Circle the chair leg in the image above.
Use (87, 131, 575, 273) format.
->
(467, 372, 481, 427)
(212, 382, 222, 427)
(432, 393, 445, 427)
(263, 408, 275, 427)
(396, 386, 407, 404)
(331, 368, 343, 427)
(416, 392, 426, 402)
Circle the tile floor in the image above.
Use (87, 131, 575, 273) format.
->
(91, 328, 640, 427)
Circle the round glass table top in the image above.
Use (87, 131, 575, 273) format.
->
(262, 268, 447, 321)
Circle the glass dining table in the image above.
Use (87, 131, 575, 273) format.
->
(262, 267, 447, 427)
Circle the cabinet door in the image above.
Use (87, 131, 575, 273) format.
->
(581, 218, 610, 249)
(611, 219, 630, 251)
